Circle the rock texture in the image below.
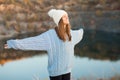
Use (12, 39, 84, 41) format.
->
(0, 0, 120, 39)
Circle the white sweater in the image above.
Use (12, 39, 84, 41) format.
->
(7, 28, 84, 76)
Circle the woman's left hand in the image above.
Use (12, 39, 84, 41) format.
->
(4, 44, 8, 49)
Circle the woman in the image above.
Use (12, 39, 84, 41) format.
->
(4, 9, 84, 80)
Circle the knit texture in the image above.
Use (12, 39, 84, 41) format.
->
(7, 28, 84, 76)
(48, 9, 67, 26)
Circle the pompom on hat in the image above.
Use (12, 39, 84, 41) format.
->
(48, 9, 67, 26)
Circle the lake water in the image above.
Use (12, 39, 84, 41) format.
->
(0, 30, 120, 80)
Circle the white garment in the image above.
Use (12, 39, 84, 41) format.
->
(7, 28, 84, 76)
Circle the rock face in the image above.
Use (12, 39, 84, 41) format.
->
(0, 0, 120, 39)
(70, 11, 120, 33)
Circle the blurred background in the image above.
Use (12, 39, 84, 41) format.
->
(0, 0, 120, 80)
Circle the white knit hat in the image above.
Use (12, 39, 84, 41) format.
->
(48, 9, 67, 26)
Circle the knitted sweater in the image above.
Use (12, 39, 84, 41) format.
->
(7, 28, 84, 76)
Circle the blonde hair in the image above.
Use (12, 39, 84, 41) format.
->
(55, 19, 71, 42)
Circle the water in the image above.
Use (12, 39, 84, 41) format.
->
(0, 55, 120, 80)
(0, 30, 120, 80)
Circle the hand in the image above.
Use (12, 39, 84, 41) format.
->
(4, 44, 8, 49)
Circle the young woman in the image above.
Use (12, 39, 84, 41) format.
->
(4, 9, 84, 80)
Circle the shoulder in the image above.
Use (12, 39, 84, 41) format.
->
(40, 29, 56, 38)
(46, 29, 55, 33)
(47, 29, 56, 35)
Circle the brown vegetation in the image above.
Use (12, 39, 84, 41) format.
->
(0, 0, 119, 39)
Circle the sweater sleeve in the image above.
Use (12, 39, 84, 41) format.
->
(7, 32, 50, 51)
(72, 28, 84, 45)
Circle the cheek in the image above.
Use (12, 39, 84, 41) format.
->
(63, 18, 69, 23)
(65, 19, 69, 24)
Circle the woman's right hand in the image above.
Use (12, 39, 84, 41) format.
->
(4, 44, 8, 49)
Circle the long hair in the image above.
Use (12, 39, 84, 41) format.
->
(55, 19, 71, 42)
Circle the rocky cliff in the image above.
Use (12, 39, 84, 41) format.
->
(0, 0, 120, 39)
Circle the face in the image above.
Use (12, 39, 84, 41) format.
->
(61, 14, 69, 25)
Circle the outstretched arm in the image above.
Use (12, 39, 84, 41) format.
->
(4, 32, 50, 51)
(72, 28, 84, 45)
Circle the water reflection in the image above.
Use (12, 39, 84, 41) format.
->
(75, 30, 120, 61)
(0, 30, 120, 80)
(0, 50, 46, 66)
(0, 55, 49, 80)
(0, 54, 120, 80)
(73, 57, 120, 79)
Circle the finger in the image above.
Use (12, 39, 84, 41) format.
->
(4, 44, 8, 49)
